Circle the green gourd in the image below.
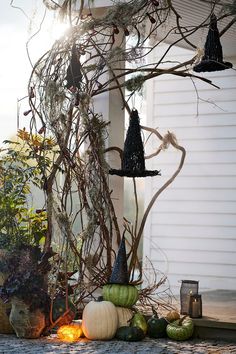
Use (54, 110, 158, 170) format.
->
(131, 313, 147, 334)
(116, 326, 145, 341)
(147, 307, 168, 338)
(102, 284, 138, 308)
(166, 316, 194, 341)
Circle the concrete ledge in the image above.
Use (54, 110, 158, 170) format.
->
(193, 317, 236, 330)
(193, 317, 236, 342)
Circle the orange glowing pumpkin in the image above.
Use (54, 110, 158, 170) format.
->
(57, 321, 83, 342)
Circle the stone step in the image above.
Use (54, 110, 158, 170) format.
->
(193, 317, 236, 342)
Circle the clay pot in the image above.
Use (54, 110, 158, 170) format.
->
(9, 297, 45, 338)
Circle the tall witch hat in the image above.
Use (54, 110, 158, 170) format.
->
(109, 109, 160, 177)
(109, 236, 129, 284)
(193, 14, 232, 73)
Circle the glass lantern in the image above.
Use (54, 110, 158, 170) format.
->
(180, 280, 199, 315)
(189, 294, 202, 318)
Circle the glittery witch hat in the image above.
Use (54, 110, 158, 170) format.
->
(109, 236, 129, 284)
(109, 109, 160, 177)
(193, 14, 232, 73)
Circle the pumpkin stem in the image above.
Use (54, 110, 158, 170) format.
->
(179, 315, 188, 326)
(96, 296, 104, 302)
(151, 306, 159, 318)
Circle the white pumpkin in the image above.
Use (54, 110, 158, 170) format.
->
(82, 300, 118, 340)
(116, 306, 134, 328)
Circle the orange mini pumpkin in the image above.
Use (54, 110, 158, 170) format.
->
(165, 310, 180, 323)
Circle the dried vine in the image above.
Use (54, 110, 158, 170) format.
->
(21, 0, 235, 305)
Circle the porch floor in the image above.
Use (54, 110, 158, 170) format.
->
(200, 289, 236, 323)
(189, 289, 236, 341)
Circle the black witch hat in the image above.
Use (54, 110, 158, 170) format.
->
(109, 236, 129, 284)
(65, 44, 82, 90)
(193, 14, 232, 73)
(109, 109, 160, 177)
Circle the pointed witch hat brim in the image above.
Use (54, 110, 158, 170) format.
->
(109, 169, 160, 177)
(109, 236, 129, 285)
(193, 14, 232, 73)
(193, 60, 232, 73)
(109, 109, 161, 178)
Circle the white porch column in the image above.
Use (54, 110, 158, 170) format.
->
(87, 4, 125, 247)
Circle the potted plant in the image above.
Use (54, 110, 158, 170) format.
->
(0, 138, 49, 337)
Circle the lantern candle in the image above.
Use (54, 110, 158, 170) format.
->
(189, 294, 202, 318)
(180, 280, 199, 315)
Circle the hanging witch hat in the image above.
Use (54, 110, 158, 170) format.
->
(65, 44, 82, 90)
(193, 14, 232, 73)
(109, 235, 129, 284)
(109, 109, 160, 177)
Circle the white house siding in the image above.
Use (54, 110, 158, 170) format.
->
(143, 44, 236, 293)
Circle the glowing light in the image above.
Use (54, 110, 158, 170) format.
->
(57, 322, 83, 342)
(50, 22, 70, 41)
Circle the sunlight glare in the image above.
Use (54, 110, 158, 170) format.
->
(50, 22, 70, 41)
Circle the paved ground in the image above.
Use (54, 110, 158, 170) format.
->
(0, 334, 236, 354)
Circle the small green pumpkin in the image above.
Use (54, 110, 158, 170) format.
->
(102, 284, 138, 308)
(116, 326, 145, 341)
(166, 316, 194, 341)
(147, 308, 168, 338)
